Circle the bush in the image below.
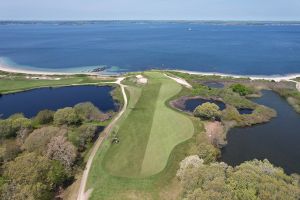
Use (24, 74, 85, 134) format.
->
(0, 140, 21, 163)
(35, 110, 54, 125)
(230, 84, 254, 96)
(194, 102, 221, 120)
(54, 107, 81, 125)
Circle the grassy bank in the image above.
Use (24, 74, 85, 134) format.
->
(0, 71, 115, 94)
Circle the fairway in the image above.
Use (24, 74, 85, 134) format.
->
(102, 72, 194, 177)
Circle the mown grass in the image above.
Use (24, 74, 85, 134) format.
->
(87, 71, 198, 199)
(102, 72, 193, 178)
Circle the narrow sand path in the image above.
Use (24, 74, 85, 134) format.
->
(77, 77, 128, 200)
(164, 73, 192, 88)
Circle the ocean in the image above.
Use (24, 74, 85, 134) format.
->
(0, 21, 300, 75)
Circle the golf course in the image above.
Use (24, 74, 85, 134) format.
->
(86, 71, 195, 199)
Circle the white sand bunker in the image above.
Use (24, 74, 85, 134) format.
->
(136, 74, 148, 84)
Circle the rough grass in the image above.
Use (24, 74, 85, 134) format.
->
(102, 72, 194, 178)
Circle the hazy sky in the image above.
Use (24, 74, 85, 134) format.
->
(1, 0, 300, 21)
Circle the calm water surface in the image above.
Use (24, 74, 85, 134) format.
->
(1, 22, 300, 75)
(221, 90, 300, 174)
(0, 85, 116, 118)
(184, 98, 226, 112)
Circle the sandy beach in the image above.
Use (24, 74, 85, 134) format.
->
(172, 69, 300, 82)
(0, 63, 97, 76)
(1, 62, 300, 83)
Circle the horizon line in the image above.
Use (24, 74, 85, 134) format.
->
(1, 19, 300, 23)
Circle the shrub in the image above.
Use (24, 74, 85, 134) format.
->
(194, 102, 221, 120)
(230, 83, 254, 96)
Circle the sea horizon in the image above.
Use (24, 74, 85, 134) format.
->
(1, 21, 300, 75)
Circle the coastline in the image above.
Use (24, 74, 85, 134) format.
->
(0, 63, 98, 76)
(171, 69, 300, 82)
(1, 62, 300, 82)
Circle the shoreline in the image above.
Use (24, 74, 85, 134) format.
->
(1, 63, 300, 81)
(171, 69, 300, 82)
(0, 64, 98, 76)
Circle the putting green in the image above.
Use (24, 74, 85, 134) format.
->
(103, 72, 194, 177)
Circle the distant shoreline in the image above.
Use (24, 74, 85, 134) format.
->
(171, 70, 300, 82)
(1, 62, 300, 81)
(0, 63, 97, 76)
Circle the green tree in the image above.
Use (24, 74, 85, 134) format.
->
(1, 153, 67, 200)
(194, 102, 221, 120)
(35, 110, 54, 125)
(53, 107, 81, 125)
(68, 124, 97, 151)
(74, 102, 104, 121)
(0, 114, 31, 139)
(177, 158, 300, 200)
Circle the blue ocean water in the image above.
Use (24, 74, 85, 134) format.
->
(0, 21, 300, 75)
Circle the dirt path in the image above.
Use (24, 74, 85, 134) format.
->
(77, 77, 128, 200)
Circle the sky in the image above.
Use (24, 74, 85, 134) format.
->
(1, 0, 300, 21)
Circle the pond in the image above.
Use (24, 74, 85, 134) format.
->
(237, 108, 254, 115)
(0, 85, 117, 118)
(184, 98, 226, 112)
(221, 90, 300, 174)
(203, 81, 224, 88)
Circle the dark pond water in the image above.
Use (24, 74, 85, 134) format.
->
(0, 85, 117, 118)
(237, 108, 254, 115)
(203, 81, 224, 88)
(184, 98, 226, 112)
(221, 90, 300, 174)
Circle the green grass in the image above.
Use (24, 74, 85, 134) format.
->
(102, 72, 194, 178)
(0, 75, 112, 94)
(87, 71, 196, 199)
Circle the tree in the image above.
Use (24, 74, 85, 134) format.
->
(74, 102, 104, 121)
(53, 107, 81, 125)
(22, 126, 66, 154)
(0, 140, 21, 163)
(230, 83, 254, 96)
(35, 110, 54, 125)
(1, 152, 67, 200)
(0, 115, 32, 139)
(194, 102, 221, 120)
(197, 143, 220, 164)
(177, 157, 300, 200)
(46, 135, 77, 170)
(69, 124, 97, 151)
